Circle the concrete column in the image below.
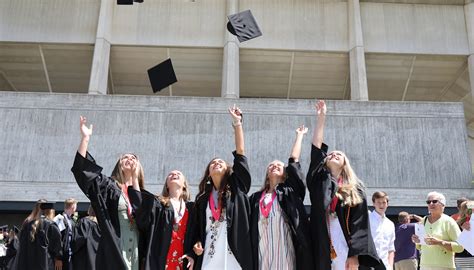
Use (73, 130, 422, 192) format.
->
(465, 2, 474, 99)
(221, 0, 239, 98)
(348, 0, 368, 101)
(89, 0, 113, 95)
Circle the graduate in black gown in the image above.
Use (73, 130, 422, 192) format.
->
(13, 200, 63, 270)
(71, 205, 101, 270)
(4, 226, 19, 269)
(192, 105, 253, 270)
(249, 125, 314, 270)
(306, 100, 383, 270)
(128, 170, 197, 270)
(71, 116, 145, 270)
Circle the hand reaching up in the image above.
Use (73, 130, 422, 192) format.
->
(79, 116, 93, 140)
(295, 125, 308, 136)
(314, 100, 327, 116)
(228, 104, 243, 125)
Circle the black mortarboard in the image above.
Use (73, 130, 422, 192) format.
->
(40, 202, 55, 210)
(13, 226, 19, 234)
(227, 10, 262, 42)
(117, 0, 143, 5)
(0, 225, 7, 232)
(147, 58, 177, 93)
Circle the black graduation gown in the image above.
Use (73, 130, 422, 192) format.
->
(71, 217, 101, 270)
(194, 151, 253, 270)
(306, 143, 383, 270)
(59, 213, 74, 267)
(71, 151, 143, 270)
(4, 237, 19, 269)
(128, 189, 197, 270)
(13, 218, 62, 270)
(249, 158, 314, 270)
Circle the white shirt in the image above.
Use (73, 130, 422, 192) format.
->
(369, 210, 396, 270)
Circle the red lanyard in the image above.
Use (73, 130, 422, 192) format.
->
(259, 191, 277, 218)
(121, 185, 133, 222)
(209, 191, 222, 222)
(329, 177, 343, 213)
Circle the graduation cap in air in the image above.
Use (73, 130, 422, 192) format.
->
(227, 10, 262, 43)
(147, 58, 178, 93)
(117, 0, 143, 5)
(40, 202, 55, 210)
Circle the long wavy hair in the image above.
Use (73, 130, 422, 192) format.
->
(260, 160, 287, 192)
(111, 153, 145, 190)
(159, 172, 191, 207)
(325, 151, 364, 207)
(196, 158, 233, 210)
(29, 205, 55, 242)
(24, 199, 46, 226)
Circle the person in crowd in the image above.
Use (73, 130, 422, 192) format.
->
(393, 211, 421, 270)
(249, 125, 314, 270)
(128, 169, 197, 270)
(411, 191, 464, 270)
(451, 197, 468, 221)
(361, 191, 395, 270)
(454, 200, 474, 269)
(55, 198, 78, 270)
(4, 226, 20, 269)
(71, 116, 144, 270)
(193, 105, 253, 270)
(306, 100, 383, 270)
(71, 205, 101, 270)
(13, 200, 63, 270)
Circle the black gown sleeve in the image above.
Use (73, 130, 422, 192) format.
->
(285, 158, 306, 201)
(47, 222, 63, 260)
(72, 218, 89, 253)
(306, 143, 329, 189)
(230, 151, 251, 194)
(128, 188, 159, 233)
(71, 151, 117, 201)
(347, 189, 372, 258)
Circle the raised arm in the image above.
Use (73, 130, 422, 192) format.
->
(290, 125, 308, 162)
(78, 116, 93, 158)
(229, 104, 244, 155)
(312, 100, 326, 148)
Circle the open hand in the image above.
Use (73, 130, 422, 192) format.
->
(228, 104, 242, 123)
(315, 100, 327, 116)
(345, 256, 359, 270)
(79, 116, 93, 139)
(296, 125, 308, 135)
(461, 221, 470, 231)
(411, 234, 420, 244)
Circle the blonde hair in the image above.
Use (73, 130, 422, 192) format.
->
(64, 198, 78, 210)
(159, 172, 191, 206)
(111, 153, 145, 190)
(326, 152, 364, 207)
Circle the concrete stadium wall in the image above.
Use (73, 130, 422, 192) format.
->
(361, 3, 469, 55)
(0, 0, 99, 43)
(1, 0, 470, 55)
(0, 92, 472, 207)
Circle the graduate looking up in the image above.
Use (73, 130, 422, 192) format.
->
(249, 125, 314, 270)
(193, 105, 253, 270)
(306, 100, 383, 270)
(128, 169, 197, 270)
(71, 116, 144, 270)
